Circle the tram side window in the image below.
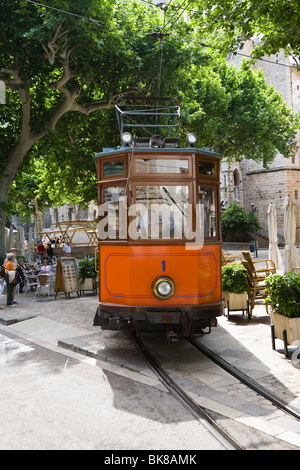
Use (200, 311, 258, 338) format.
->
(101, 186, 125, 238)
(198, 160, 215, 178)
(134, 185, 190, 239)
(103, 160, 125, 177)
(198, 186, 216, 237)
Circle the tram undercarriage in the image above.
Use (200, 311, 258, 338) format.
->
(94, 301, 224, 339)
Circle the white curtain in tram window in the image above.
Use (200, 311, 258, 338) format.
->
(283, 195, 300, 273)
(267, 202, 282, 270)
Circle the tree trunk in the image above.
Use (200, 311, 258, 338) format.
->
(0, 199, 7, 262)
(32, 197, 43, 233)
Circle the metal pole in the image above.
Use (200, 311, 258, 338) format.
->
(251, 203, 258, 258)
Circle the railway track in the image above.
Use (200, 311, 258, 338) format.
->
(132, 333, 244, 451)
(187, 337, 300, 422)
(132, 333, 300, 450)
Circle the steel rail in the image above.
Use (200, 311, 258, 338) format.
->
(132, 333, 244, 451)
(187, 337, 300, 422)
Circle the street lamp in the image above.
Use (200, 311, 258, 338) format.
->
(250, 203, 258, 258)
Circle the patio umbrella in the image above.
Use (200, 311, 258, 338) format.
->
(4, 227, 9, 252)
(15, 226, 25, 255)
(267, 202, 282, 271)
(7, 227, 15, 252)
(283, 195, 300, 273)
(27, 226, 33, 261)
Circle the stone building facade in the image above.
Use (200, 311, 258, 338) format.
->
(222, 40, 300, 243)
(47, 202, 98, 227)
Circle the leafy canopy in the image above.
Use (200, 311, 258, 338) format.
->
(189, 0, 300, 65)
(0, 0, 299, 226)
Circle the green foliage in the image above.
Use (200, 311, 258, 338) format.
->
(265, 273, 300, 318)
(189, 0, 300, 65)
(222, 263, 248, 294)
(78, 257, 97, 282)
(0, 0, 299, 259)
(221, 202, 262, 239)
(182, 59, 299, 165)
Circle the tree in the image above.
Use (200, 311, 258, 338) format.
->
(221, 202, 262, 241)
(0, 0, 179, 257)
(190, 0, 300, 64)
(1, 0, 299, 258)
(180, 59, 299, 164)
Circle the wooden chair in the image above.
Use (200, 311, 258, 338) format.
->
(291, 267, 300, 273)
(241, 260, 270, 315)
(242, 251, 276, 276)
(221, 249, 242, 266)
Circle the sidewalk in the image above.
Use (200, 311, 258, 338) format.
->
(1, 285, 300, 448)
(0, 285, 299, 388)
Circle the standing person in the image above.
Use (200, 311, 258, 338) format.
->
(42, 233, 50, 246)
(37, 240, 47, 261)
(4, 253, 17, 307)
(4, 248, 18, 267)
(17, 258, 26, 293)
(62, 241, 72, 256)
(47, 242, 53, 259)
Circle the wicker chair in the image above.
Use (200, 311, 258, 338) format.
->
(221, 249, 242, 266)
(242, 251, 276, 276)
(241, 260, 270, 315)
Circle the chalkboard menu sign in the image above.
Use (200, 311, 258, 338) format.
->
(54, 257, 80, 298)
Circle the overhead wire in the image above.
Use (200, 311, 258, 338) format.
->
(23, 0, 106, 25)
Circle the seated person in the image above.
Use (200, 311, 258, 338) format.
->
(42, 252, 52, 264)
(40, 259, 51, 273)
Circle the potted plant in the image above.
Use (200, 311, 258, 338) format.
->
(265, 272, 300, 355)
(222, 263, 249, 318)
(78, 257, 97, 294)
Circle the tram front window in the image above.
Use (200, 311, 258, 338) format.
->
(134, 185, 190, 239)
(135, 158, 189, 174)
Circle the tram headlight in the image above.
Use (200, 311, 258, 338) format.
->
(121, 132, 133, 146)
(186, 133, 198, 147)
(152, 276, 176, 300)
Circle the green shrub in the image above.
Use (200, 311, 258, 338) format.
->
(78, 257, 97, 283)
(265, 272, 300, 318)
(221, 202, 262, 240)
(222, 263, 248, 294)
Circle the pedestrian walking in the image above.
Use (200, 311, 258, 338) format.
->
(4, 253, 17, 307)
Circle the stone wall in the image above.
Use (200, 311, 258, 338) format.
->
(227, 41, 300, 243)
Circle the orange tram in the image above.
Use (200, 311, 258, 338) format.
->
(93, 97, 224, 340)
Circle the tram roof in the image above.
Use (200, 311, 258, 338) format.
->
(94, 146, 222, 160)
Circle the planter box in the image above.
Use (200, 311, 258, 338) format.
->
(80, 277, 97, 294)
(223, 291, 249, 318)
(271, 311, 300, 346)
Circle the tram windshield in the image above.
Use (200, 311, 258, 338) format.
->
(133, 185, 190, 239)
(135, 158, 189, 174)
